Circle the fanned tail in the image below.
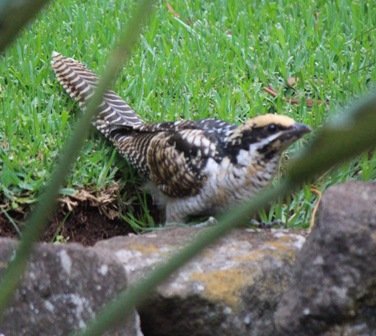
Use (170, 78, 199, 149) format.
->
(51, 51, 143, 138)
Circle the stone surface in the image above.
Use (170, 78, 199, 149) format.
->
(95, 226, 306, 336)
(5, 181, 372, 335)
(0, 238, 142, 336)
(274, 181, 376, 336)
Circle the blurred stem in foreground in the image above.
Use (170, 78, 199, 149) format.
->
(0, 0, 155, 318)
(0, 0, 51, 53)
(78, 93, 376, 336)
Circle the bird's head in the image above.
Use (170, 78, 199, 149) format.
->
(227, 114, 311, 163)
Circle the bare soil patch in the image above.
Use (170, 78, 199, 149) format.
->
(0, 185, 161, 246)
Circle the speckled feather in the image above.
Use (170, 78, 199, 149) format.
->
(51, 52, 310, 222)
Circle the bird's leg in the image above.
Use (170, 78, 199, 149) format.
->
(192, 216, 218, 228)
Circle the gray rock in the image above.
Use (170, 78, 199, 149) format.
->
(95, 227, 306, 336)
(274, 181, 376, 336)
(0, 239, 142, 336)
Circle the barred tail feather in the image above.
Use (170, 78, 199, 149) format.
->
(51, 51, 143, 138)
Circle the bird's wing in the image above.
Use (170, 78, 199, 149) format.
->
(109, 120, 228, 180)
(51, 51, 143, 139)
(144, 128, 220, 198)
(194, 119, 236, 137)
(145, 119, 236, 137)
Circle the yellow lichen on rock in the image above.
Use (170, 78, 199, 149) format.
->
(190, 268, 254, 308)
(126, 242, 160, 255)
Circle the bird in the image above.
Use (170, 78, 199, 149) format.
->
(51, 51, 311, 224)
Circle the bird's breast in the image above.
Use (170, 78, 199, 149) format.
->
(201, 156, 272, 209)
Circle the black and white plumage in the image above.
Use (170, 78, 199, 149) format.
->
(51, 52, 311, 223)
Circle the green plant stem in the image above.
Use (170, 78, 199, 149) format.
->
(0, 0, 155, 317)
(0, 0, 51, 53)
(287, 92, 376, 182)
(78, 92, 376, 335)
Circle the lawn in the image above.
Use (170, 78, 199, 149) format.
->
(1, 0, 376, 238)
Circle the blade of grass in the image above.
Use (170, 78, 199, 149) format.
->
(0, 209, 21, 237)
(0, 0, 51, 53)
(0, 0, 155, 317)
(77, 92, 376, 335)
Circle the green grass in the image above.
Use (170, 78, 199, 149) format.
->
(1, 0, 376, 232)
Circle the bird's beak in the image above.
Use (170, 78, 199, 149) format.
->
(278, 122, 311, 143)
(291, 122, 311, 137)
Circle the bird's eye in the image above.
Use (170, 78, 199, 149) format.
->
(267, 124, 278, 133)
